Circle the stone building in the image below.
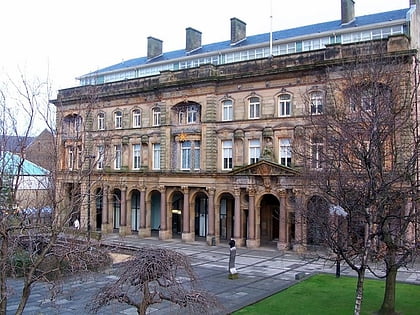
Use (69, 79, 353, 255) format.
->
(53, 0, 420, 250)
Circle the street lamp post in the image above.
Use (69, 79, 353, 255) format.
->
(87, 155, 96, 240)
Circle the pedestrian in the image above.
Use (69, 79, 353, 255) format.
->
(74, 218, 80, 229)
(228, 238, 238, 279)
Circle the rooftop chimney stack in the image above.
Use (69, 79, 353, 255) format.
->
(409, 0, 417, 6)
(186, 27, 202, 52)
(341, 0, 355, 24)
(230, 17, 246, 45)
(147, 36, 163, 59)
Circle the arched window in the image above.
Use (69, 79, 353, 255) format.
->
(97, 112, 105, 130)
(278, 94, 292, 117)
(132, 109, 141, 128)
(248, 97, 260, 119)
(114, 110, 122, 129)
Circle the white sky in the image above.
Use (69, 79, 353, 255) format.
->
(0, 0, 411, 92)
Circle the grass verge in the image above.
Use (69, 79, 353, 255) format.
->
(234, 273, 420, 315)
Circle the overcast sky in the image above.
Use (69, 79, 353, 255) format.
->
(0, 0, 411, 92)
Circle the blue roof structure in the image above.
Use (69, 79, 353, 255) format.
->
(1, 151, 49, 176)
(81, 8, 410, 78)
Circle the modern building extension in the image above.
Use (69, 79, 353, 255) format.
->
(53, 0, 420, 250)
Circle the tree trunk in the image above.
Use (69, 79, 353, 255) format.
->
(0, 235, 9, 314)
(378, 265, 398, 315)
(354, 268, 366, 315)
(15, 281, 32, 315)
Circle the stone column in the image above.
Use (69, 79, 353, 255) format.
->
(233, 188, 243, 246)
(278, 190, 288, 250)
(101, 186, 111, 233)
(139, 187, 150, 237)
(293, 191, 306, 253)
(206, 187, 216, 245)
(159, 186, 171, 239)
(119, 187, 129, 236)
(246, 187, 259, 248)
(182, 186, 193, 242)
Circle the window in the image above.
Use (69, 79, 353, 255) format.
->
(97, 145, 104, 170)
(132, 109, 141, 128)
(114, 111, 122, 129)
(68, 147, 74, 170)
(114, 144, 122, 170)
(63, 114, 82, 137)
(132, 144, 141, 169)
(279, 139, 292, 167)
(310, 92, 323, 115)
(181, 141, 191, 170)
(187, 105, 198, 124)
(152, 143, 161, 170)
(152, 108, 161, 126)
(279, 94, 291, 117)
(249, 139, 260, 164)
(180, 141, 200, 170)
(249, 97, 260, 119)
(222, 140, 233, 170)
(222, 100, 233, 121)
(311, 138, 324, 169)
(97, 112, 105, 130)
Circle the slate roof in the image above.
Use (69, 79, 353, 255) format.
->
(82, 8, 409, 77)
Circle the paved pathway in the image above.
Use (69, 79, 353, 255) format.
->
(6, 235, 420, 314)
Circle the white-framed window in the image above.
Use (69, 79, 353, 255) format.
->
(279, 94, 291, 117)
(180, 141, 200, 170)
(279, 138, 292, 167)
(97, 112, 105, 130)
(310, 91, 323, 115)
(249, 97, 260, 119)
(249, 139, 260, 164)
(68, 146, 74, 170)
(187, 105, 198, 124)
(97, 145, 104, 170)
(222, 100, 233, 121)
(181, 141, 192, 170)
(132, 109, 141, 128)
(311, 138, 324, 169)
(114, 111, 122, 129)
(152, 143, 161, 170)
(152, 108, 161, 126)
(222, 140, 233, 170)
(132, 144, 141, 170)
(114, 144, 122, 170)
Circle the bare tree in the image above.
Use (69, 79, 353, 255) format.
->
(89, 247, 222, 315)
(298, 45, 419, 315)
(0, 71, 111, 315)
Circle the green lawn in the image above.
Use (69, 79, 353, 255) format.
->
(234, 274, 420, 315)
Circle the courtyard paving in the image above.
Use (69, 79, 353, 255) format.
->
(6, 235, 420, 314)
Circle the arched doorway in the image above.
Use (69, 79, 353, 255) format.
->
(260, 194, 280, 245)
(306, 195, 329, 246)
(94, 188, 103, 230)
(171, 191, 183, 236)
(194, 192, 208, 237)
(131, 190, 141, 231)
(150, 191, 161, 231)
(219, 193, 234, 241)
(112, 189, 121, 229)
